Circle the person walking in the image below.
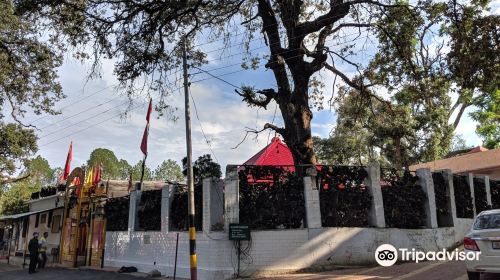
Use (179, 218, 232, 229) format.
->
(38, 232, 48, 269)
(28, 232, 39, 274)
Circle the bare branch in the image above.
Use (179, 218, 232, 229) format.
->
(232, 123, 286, 149)
(0, 173, 30, 185)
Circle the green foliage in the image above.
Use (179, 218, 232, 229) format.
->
(381, 169, 427, 228)
(0, 1, 64, 120)
(491, 180, 500, 209)
(317, 166, 371, 227)
(138, 190, 161, 231)
(454, 175, 474, 218)
(182, 154, 221, 184)
(0, 124, 38, 176)
(0, 156, 58, 215)
(470, 89, 500, 149)
(87, 148, 132, 179)
(238, 166, 305, 230)
(153, 159, 184, 183)
(473, 178, 489, 213)
(130, 160, 152, 181)
(105, 196, 129, 231)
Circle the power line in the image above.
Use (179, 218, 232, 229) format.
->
(188, 89, 220, 164)
(37, 94, 127, 131)
(198, 30, 370, 67)
(190, 9, 376, 50)
(39, 104, 143, 147)
(30, 67, 183, 126)
(28, 84, 116, 125)
(191, 66, 242, 90)
(38, 99, 135, 139)
(36, 33, 368, 142)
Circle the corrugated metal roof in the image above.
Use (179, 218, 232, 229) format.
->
(0, 206, 63, 221)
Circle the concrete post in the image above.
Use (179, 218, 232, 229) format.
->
(303, 174, 322, 229)
(161, 186, 170, 232)
(224, 166, 239, 231)
(203, 178, 224, 232)
(468, 173, 477, 216)
(203, 178, 212, 233)
(437, 169, 457, 227)
(484, 176, 492, 207)
(416, 168, 438, 229)
(128, 190, 142, 232)
(364, 163, 385, 228)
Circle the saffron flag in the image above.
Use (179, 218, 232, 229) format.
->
(83, 167, 94, 195)
(140, 99, 153, 156)
(63, 142, 72, 180)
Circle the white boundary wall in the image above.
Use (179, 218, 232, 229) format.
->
(104, 218, 473, 279)
(104, 166, 485, 279)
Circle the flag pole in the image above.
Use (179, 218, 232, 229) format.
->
(183, 36, 197, 280)
(139, 154, 147, 190)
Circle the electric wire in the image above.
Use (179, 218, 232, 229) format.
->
(188, 88, 220, 164)
(38, 103, 143, 147)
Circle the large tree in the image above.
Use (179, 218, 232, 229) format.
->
(0, 156, 57, 215)
(15, 0, 498, 165)
(15, 0, 410, 165)
(0, 1, 65, 183)
(153, 159, 184, 183)
(316, 0, 499, 167)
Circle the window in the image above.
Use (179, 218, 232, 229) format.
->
(35, 214, 40, 228)
(474, 213, 500, 230)
(51, 215, 61, 233)
(48, 210, 53, 227)
(40, 213, 47, 224)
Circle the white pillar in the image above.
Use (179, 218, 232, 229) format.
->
(224, 166, 239, 231)
(161, 186, 170, 232)
(203, 178, 225, 232)
(128, 190, 141, 232)
(417, 168, 438, 229)
(468, 173, 477, 216)
(364, 163, 385, 228)
(303, 175, 322, 229)
(484, 176, 492, 207)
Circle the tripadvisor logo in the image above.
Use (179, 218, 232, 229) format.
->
(375, 244, 398, 267)
(375, 244, 481, 267)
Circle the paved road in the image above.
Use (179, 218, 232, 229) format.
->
(0, 265, 147, 280)
(256, 261, 500, 280)
(1, 261, 498, 280)
(252, 261, 498, 280)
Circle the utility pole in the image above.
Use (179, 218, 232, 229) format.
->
(182, 36, 197, 280)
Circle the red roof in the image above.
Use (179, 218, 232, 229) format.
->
(466, 146, 489, 154)
(243, 137, 294, 166)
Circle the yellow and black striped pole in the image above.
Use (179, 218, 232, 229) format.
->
(183, 36, 197, 280)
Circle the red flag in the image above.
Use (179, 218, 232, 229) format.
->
(93, 164, 101, 186)
(140, 99, 153, 155)
(63, 142, 72, 180)
(145, 98, 152, 122)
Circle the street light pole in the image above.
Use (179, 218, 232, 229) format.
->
(182, 36, 197, 280)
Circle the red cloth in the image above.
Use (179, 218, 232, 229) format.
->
(63, 142, 72, 180)
(93, 165, 101, 186)
(140, 99, 152, 155)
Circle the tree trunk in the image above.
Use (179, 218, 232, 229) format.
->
(278, 86, 317, 166)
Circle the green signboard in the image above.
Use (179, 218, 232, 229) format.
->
(229, 224, 250, 240)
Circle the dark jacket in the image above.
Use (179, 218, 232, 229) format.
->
(28, 238, 39, 254)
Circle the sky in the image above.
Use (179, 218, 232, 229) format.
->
(12, 5, 494, 175)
